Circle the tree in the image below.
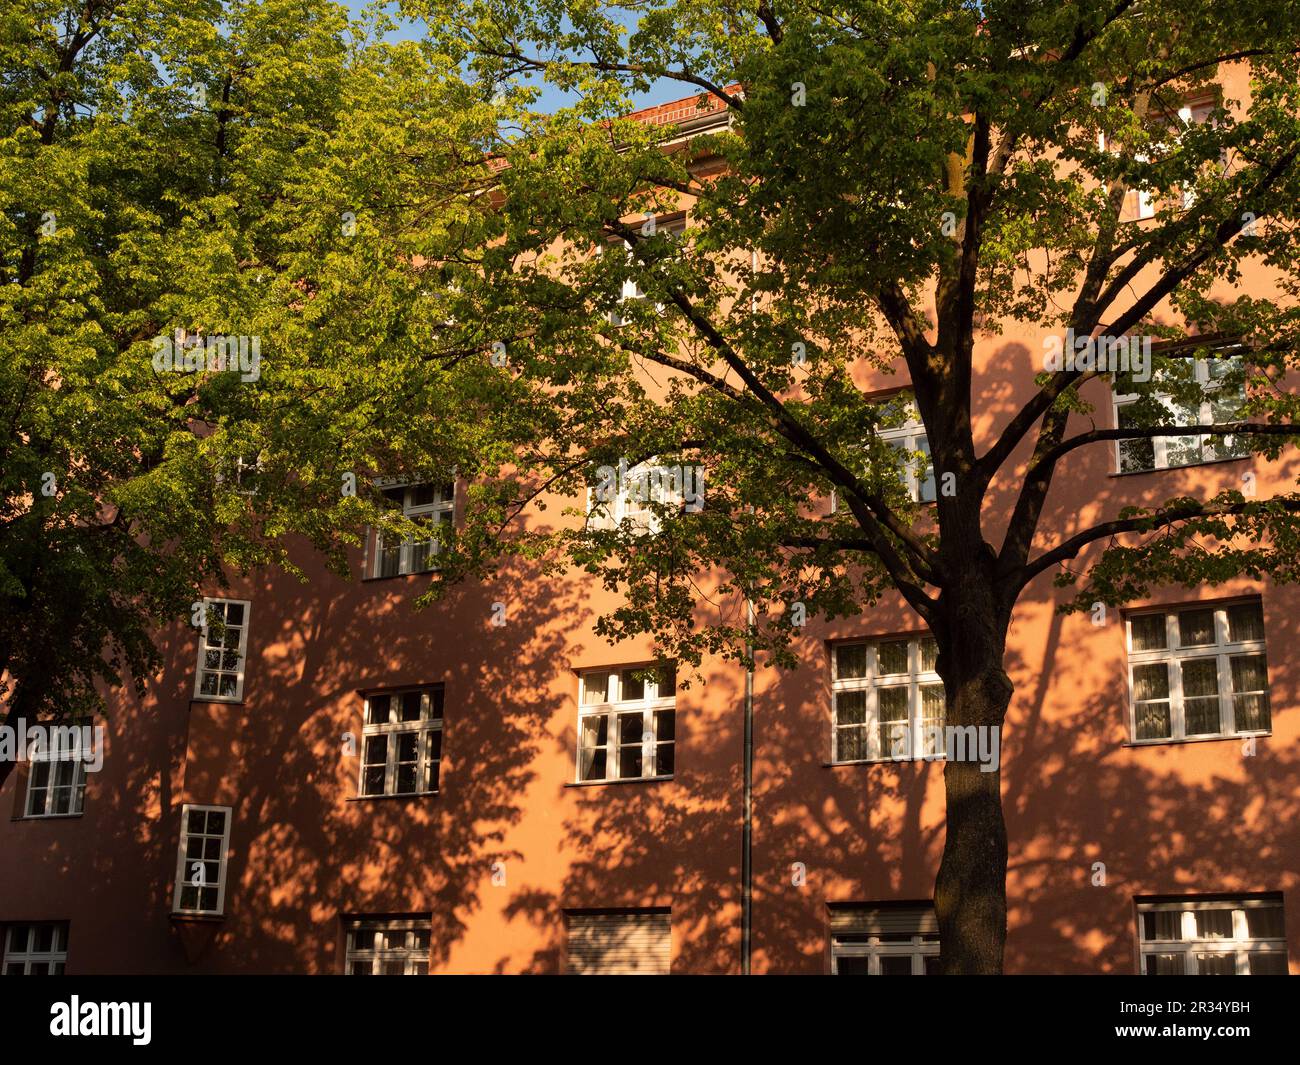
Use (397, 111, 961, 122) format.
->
(273, 0, 1299, 972)
(0, 0, 407, 789)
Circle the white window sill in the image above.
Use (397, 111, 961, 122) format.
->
(15, 812, 85, 821)
(1123, 731, 1270, 748)
(565, 775, 673, 788)
(349, 791, 439, 802)
(824, 757, 947, 767)
(191, 696, 245, 705)
(1110, 454, 1250, 478)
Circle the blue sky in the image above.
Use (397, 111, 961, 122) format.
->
(345, 1, 696, 114)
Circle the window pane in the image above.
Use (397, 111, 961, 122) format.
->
(1117, 404, 1155, 472)
(1145, 953, 1186, 975)
(1132, 664, 1171, 740)
(919, 637, 938, 672)
(621, 670, 646, 701)
(1130, 614, 1167, 652)
(835, 644, 867, 680)
(1195, 953, 1235, 975)
(1247, 952, 1286, 975)
(618, 746, 643, 779)
(1230, 655, 1270, 731)
(877, 641, 909, 676)
(399, 691, 423, 721)
(1245, 906, 1284, 940)
(655, 710, 675, 742)
(878, 687, 910, 759)
(657, 665, 676, 698)
(1227, 601, 1265, 643)
(618, 712, 643, 745)
(1178, 609, 1215, 647)
(582, 673, 612, 704)
(836, 957, 871, 975)
(578, 747, 607, 782)
(879, 956, 913, 975)
(1194, 909, 1233, 939)
(1143, 910, 1183, 942)
(1181, 658, 1221, 735)
(836, 726, 869, 762)
(834, 690, 867, 726)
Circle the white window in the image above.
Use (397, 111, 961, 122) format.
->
(172, 804, 232, 916)
(876, 402, 936, 503)
(576, 666, 675, 783)
(193, 598, 250, 702)
(1114, 353, 1247, 472)
(1126, 600, 1270, 743)
(833, 394, 933, 510)
(372, 482, 454, 578)
(24, 753, 86, 818)
(1138, 896, 1287, 975)
(565, 910, 671, 974)
(831, 904, 940, 975)
(359, 686, 444, 797)
(831, 636, 944, 763)
(607, 217, 686, 326)
(586, 459, 693, 534)
(344, 917, 431, 975)
(3, 922, 68, 975)
(1130, 98, 1216, 219)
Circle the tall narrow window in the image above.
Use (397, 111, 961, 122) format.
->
(830, 904, 940, 975)
(1137, 896, 1286, 975)
(359, 686, 444, 797)
(874, 399, 936, 503)
(576, 666, 675, 783)
(193, 598, 250, 702)
(1126, 600, 1270, 743)
(607, 216, 686, 326)
(172, 804, 232, 916)
(2, 922, 68, 975)
(372, 482, 454, 578)
(344, 918, 432, 975)
(831, 636, 944, 762)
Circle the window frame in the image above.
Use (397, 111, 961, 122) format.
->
(370, 481, 455, 579)
(1136, 896, 1287, 975)
(2, 922, 69, 975)
(23, 750, 87, 819)
(171, 803, 232, 917)
(875, 410, 936, 504)
(192, 597, 251, 703)
(343, 916, 432, 975)
(357, 685, 445, 798)
(606, 214, 687, 326)
(575, 666, 676, 784)
(830, 636, 945, 764)
(586, 458, 688, 534)
(1124, 600, 1271, 745)
(1112, 352, 1248, 474)
(830, 906, 941, 975)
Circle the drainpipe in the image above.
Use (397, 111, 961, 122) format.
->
(741, 596, 755, 974)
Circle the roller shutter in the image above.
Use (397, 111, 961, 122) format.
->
(565, 910, 671, 974)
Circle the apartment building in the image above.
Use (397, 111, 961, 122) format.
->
(1, 76, 1296, 976)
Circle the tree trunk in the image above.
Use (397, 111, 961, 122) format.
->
(933, 655, 1012, 974)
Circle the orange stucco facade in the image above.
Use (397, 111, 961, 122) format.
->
(2, 70, 1297, 975)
